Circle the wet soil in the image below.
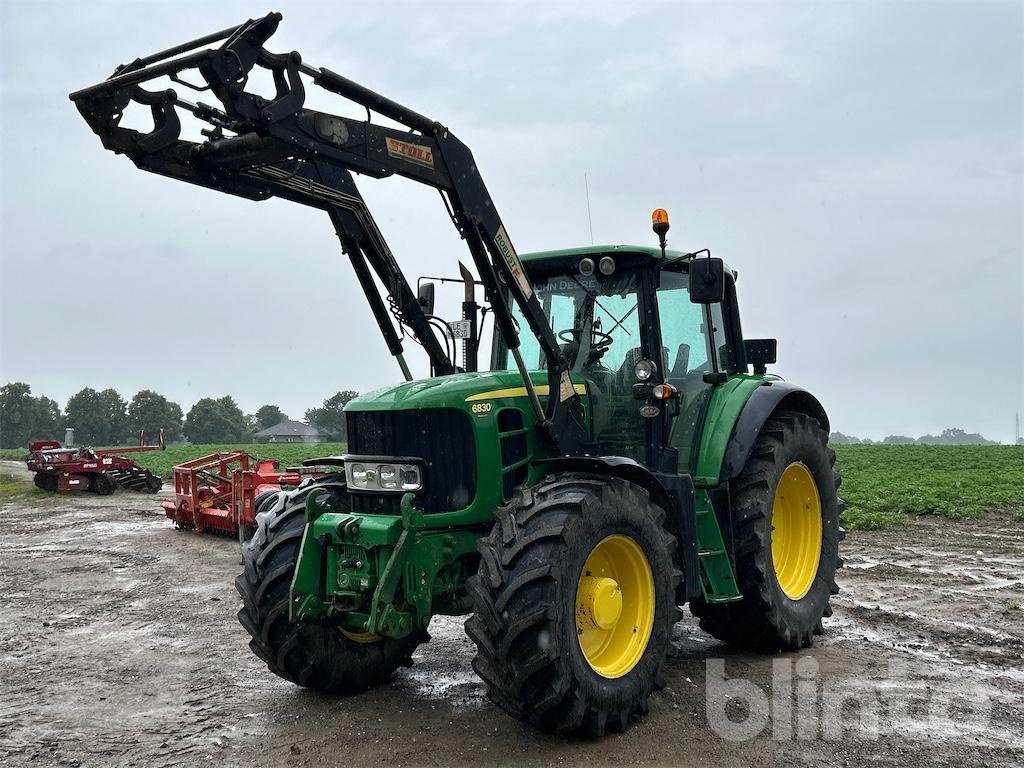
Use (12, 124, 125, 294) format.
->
(1, 462, 1021, 766)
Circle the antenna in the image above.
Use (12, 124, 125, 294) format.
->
(584, 173, 594, 245)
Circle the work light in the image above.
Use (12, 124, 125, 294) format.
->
(634, 359, 656, 382)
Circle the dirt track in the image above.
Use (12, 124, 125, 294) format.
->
(1, 462, 1022, 767)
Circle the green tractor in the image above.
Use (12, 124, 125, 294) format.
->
(71, 13, 842, 735)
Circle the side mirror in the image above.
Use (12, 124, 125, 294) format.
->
(417, 281, 435, 316)
(688, 258, 726, 304)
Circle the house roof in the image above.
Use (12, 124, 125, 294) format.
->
(253, 419, 320, 438)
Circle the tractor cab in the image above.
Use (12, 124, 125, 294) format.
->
(495, 239, 740, 475)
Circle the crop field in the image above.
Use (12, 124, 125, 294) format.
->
(3, 444, 1021, 531)
(0, 442, 348, 479)
(833, 444, 1024, 530)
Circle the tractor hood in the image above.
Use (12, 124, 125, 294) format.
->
(345, 370, 583, 412)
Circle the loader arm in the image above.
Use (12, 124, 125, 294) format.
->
(69, 11, 585, 452)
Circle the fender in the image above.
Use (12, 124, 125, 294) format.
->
(535, 455, 699, 603)
(719, 380, 830, 481)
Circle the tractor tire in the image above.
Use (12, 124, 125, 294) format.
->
(145, 474, 163, 493)
(691, 410, 843, 651)
(33, 473, 49, 491)
(465, 473, 680, 735)
(235, 478, 426, 693)
(238, 490, 278, 546)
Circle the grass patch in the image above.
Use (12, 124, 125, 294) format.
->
(130, 443, 347, 479)
(0, 473, 58, 506)
(3, 444, 348, 475)
(834, 445, 1024, 531)
(2, 443, 346, 479)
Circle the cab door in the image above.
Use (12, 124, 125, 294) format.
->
(656, 268, 727, 472)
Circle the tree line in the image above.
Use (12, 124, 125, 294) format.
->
(0, 382, 359, 449)
(829, 427, 999, 446)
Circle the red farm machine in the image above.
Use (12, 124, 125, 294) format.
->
(161, 451, 330, 541)
(26, 430, 166, 494)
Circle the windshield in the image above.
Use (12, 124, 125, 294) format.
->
(497, 271, 642, 378)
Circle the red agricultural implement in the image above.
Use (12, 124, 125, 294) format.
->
(27, 430, 166, 494)
(161, 451, 326, 541)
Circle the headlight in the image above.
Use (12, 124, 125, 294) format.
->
(378, 464, 398, 489)
(346, 457, 423, 492)
(634, 358, 656, 382)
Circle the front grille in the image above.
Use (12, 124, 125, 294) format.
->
(346, 408, 476, 514)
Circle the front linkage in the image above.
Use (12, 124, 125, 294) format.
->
(290, 490, 479, 638)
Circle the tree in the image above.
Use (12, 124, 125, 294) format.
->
(0, 382, 63, 448)
(883, 435, 915, 445)
(128, 390, 184, 442)
(184, 395, 249, 444)
(64, 387, 129, 446)
(305, 390, 359, 441)
(34, 395, 62, 443)
(917, 427, 996, 446)
(828, 432, 860, 445)
(254, 404, 287, 430)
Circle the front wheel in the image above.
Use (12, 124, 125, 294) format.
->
(466, 474, 680, 735)
(238, 490, 277, 545)
(235, 479, 427, 692)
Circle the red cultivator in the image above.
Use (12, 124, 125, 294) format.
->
(161, 451, 326, 540)
(27, 431, 166, 494)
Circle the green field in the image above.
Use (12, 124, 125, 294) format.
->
(834, 444, 1024, 530)
(3, 443, 1021, 530)
(0, 443, 348, 480)
(134, 443, 349, 479)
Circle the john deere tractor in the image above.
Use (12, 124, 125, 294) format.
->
(72, 12, 842, 735)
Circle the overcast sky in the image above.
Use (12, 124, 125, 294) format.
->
(1, 1, 1021, 442)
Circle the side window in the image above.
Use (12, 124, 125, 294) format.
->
(658, 269, 718, 473)
(508, 293, 577, 369)
(709, 302, 728, 372)
(657, 272, 711, 379)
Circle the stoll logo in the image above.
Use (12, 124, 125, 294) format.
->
(385, 137, 434, 168)
(705, 657, 995, 742)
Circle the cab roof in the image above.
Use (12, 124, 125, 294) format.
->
(519, 244, 687, 263)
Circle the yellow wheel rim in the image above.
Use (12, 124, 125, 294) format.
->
(340, 628, 383, 644)
(575, 534, 655, 679)
(771, 462, 823, 600)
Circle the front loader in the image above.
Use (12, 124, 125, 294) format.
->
(70, 12, 843, 735)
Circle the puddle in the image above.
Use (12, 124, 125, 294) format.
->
(392, 616, 487, 709)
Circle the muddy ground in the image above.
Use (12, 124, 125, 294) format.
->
(1, 460, 1021, 767)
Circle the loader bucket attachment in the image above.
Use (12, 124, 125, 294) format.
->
(68, 12, 586, 453)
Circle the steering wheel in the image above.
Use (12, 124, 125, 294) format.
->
(558, 327, 613, 370)
(559, 326, 613, 351)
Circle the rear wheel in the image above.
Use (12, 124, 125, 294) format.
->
(691, 410, 843, 650)
(466, 474, 679, 735)
(235, 479, 426, 692)
(238, 490, 278, 545)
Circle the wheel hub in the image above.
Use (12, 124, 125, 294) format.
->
(771, 461, 823, 600)
(578, 576, 623, 630)
(575, 534, 655, 679)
